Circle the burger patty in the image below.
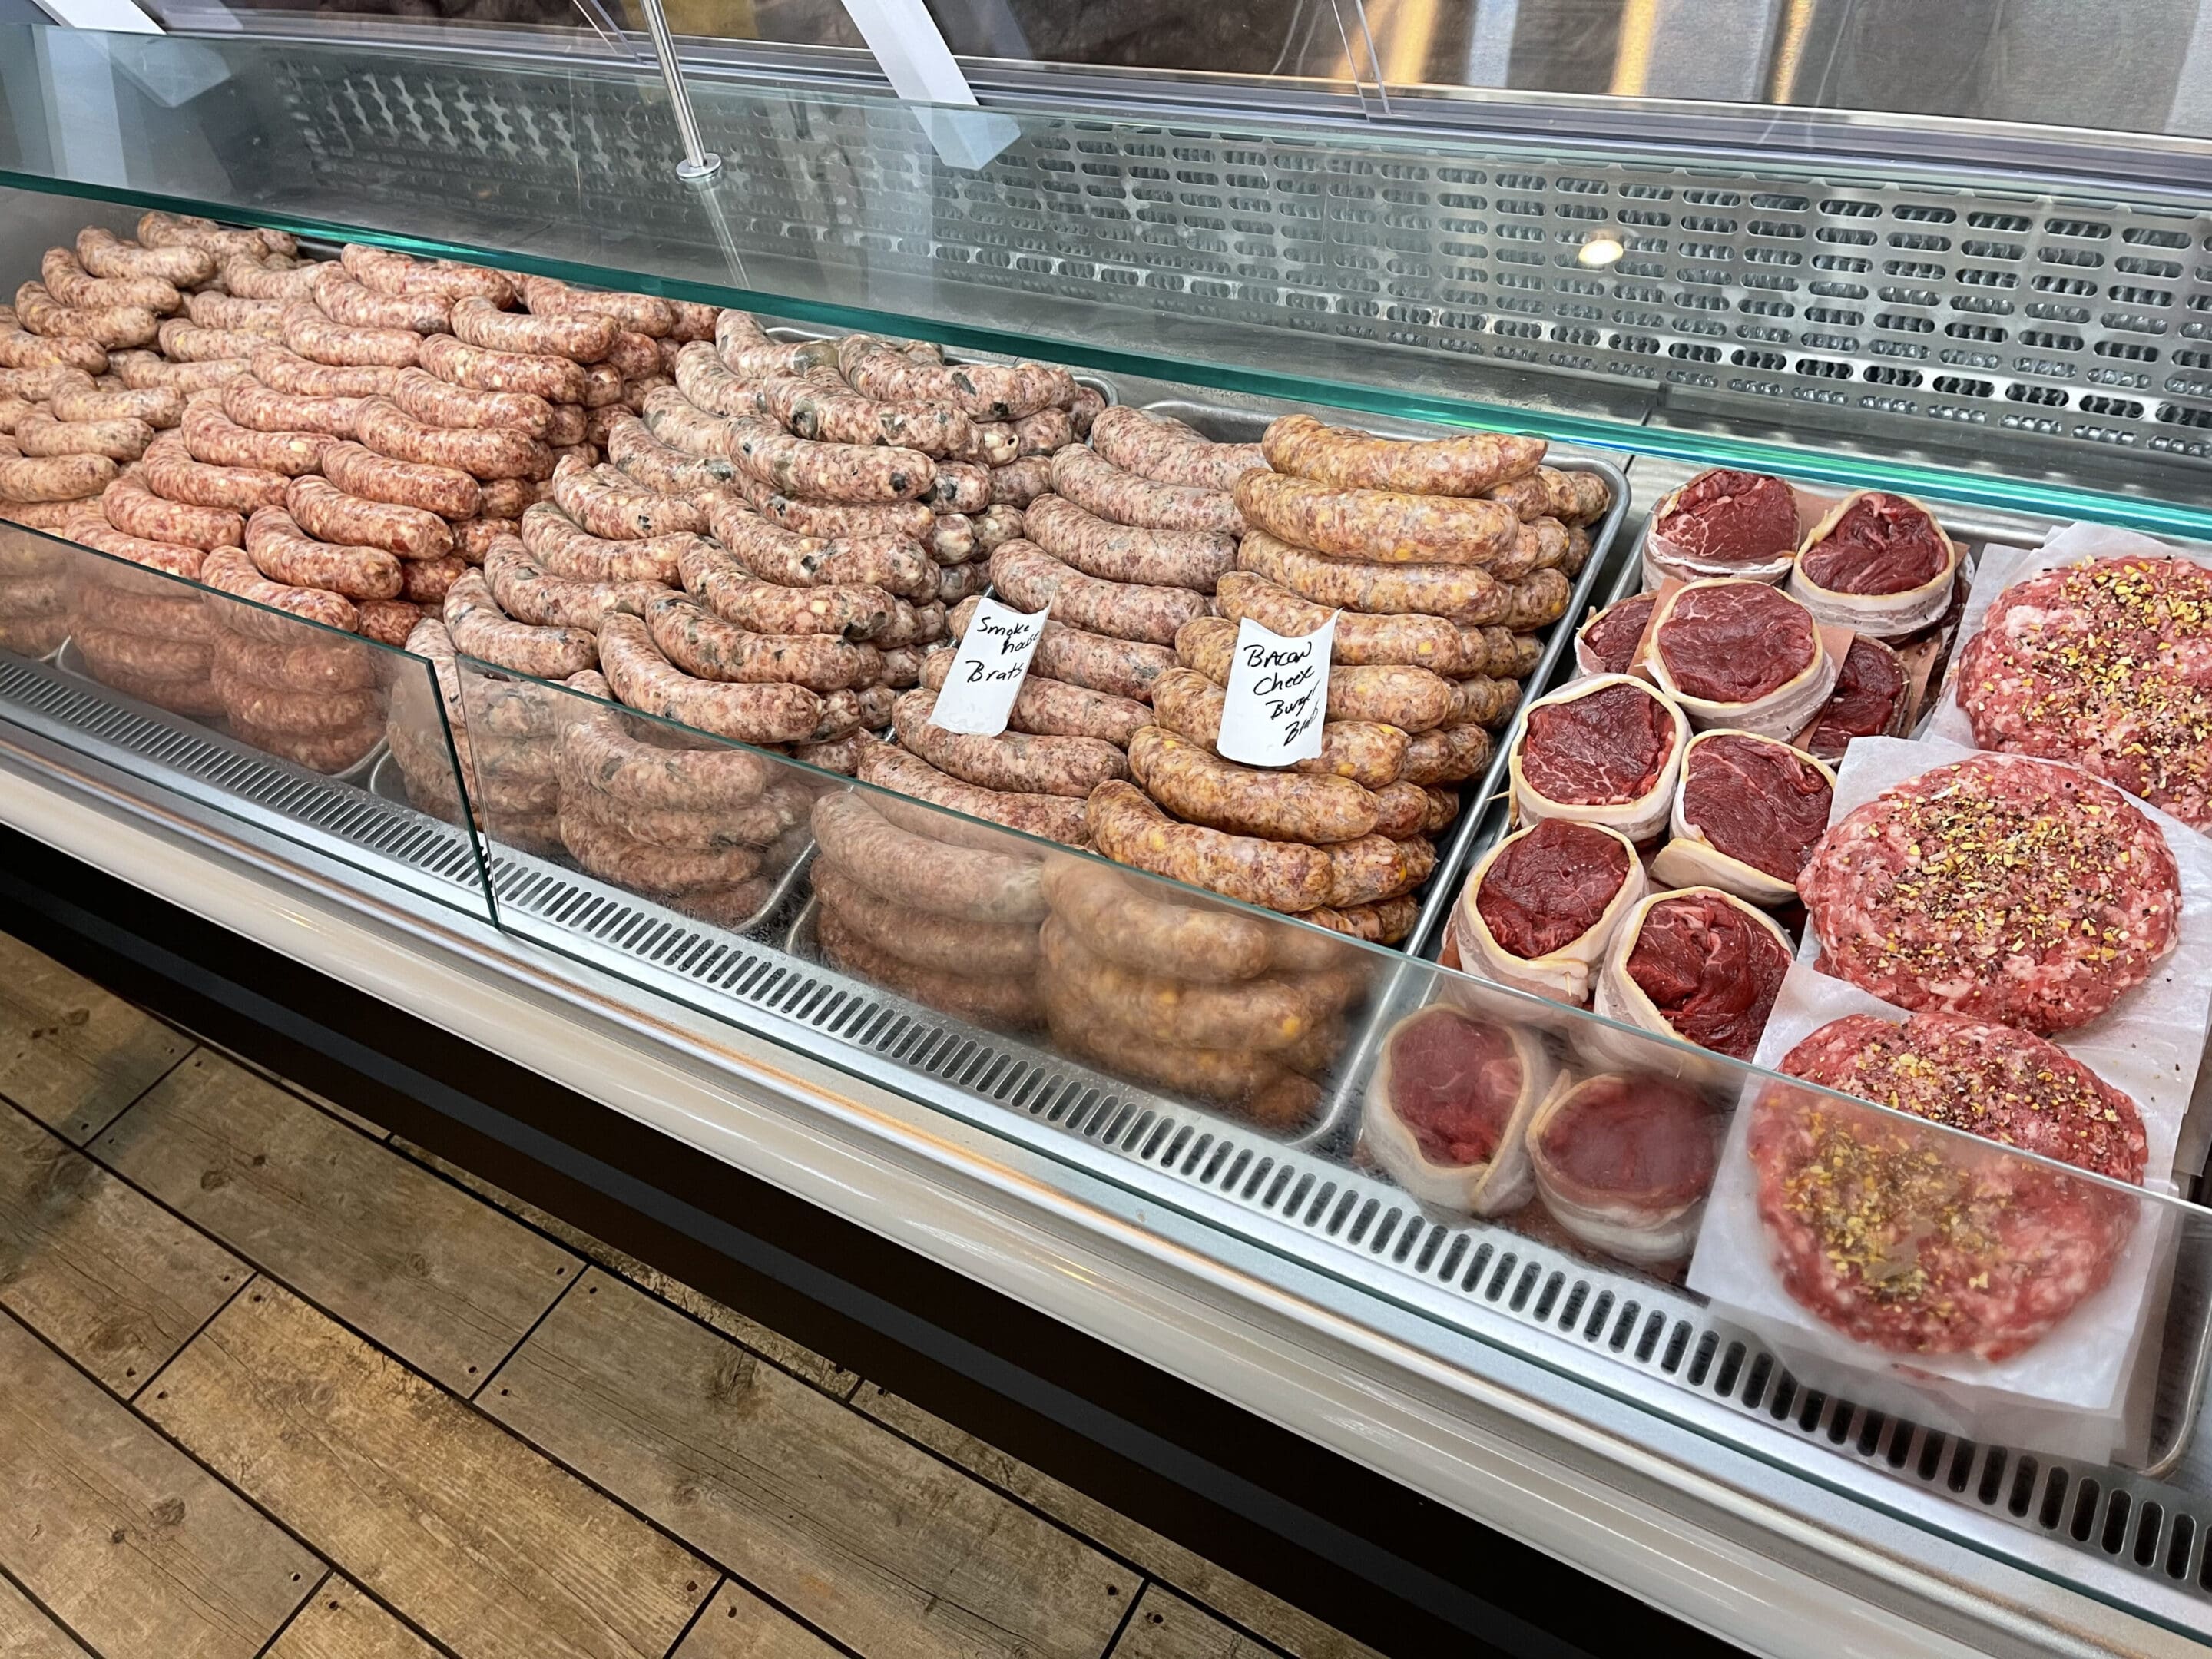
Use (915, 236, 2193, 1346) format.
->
(1749, 1010, 2143, 1360)
(1798, 753, 2180, 1035)
(1959, 555, 2212, 830)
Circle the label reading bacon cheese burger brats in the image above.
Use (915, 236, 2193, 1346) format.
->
(1219, 612, 1335, 767)
(926, 595, 1048, 737)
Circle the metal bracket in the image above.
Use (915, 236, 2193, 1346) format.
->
(632, 0, 720, 182)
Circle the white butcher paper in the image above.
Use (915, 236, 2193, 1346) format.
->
(1802, 733, 2210, 1187)
(1687, 961, 2175, 1463)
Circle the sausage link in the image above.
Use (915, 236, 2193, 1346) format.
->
(549, 453, 704, 539)
(872, 596, 946, 650)
(726, 415, 934, 505)
(578, 362, 626, 408)
(154, 320, 262, 365)
(453, 515, 513, 563)
(15, 282, 157, 349)
(221, 257, 323, 303)
(1260, 412, 1545, 496)
(1366, 781, 1428, 839)
(1303, 898, 1419, 945)
(1050, 444, 1240, 535)
(213, 660, 380, 736)
(1012, 408, 1071, 459)
(1024, 493, 1234, 592)
(1088, 780, 1331, 912)
(1321, 833, 1435, 909)
(770, 365, 974, 457)
(857, 738, 1090, 845)
(1237, 526, 1512, 623)
(230, 714, 382, 771)
(339, 245, 514, 306)
(0, 366, 78, 402)
(382, 365, 551, 440)
(483, 537, 662, 629)
(74, 660, 220, 714)
(278, 303, 419, 369)
(1041, 855, 1273, 982)
(76, 228, 213, 288)
(561, 770, 800, 851)
(924, 460, 990, 513)
(744, 485, 936, 543)
(836, 335, 1071, 422)
(945, 594, 1173, 702)
(816, 904, 1041, 1031)
(935, 561, 987, 608)
(1448, 674, 1520, 729)
(141, 430, 286, 515)
(41, 247, 180, 316)
(598, 612, 856, 744)
(0, 565, 70, 616)
(448, 294, 614, 363)
(246, 346, 399, 401)
(1233, 472, 1520, 566)
(560, 701, 777, 812)
(969, 504, 1023, 555)
(51, 512, 200, 576)
(521, 274, 674, 339)
(0, 452, 116, 504)
(1087, 406, 1265, 491)
(220, 376, 360, 438)
(290, 471, 455, 563)
(350, 598, 418, 647)
(199, 545, 359, 634)
(1211, 571, 1474, 674)
(245, 505, 403, 600)
(715, 311, 834, 380)
(181, 398, 333, 477)
(1041, 916, 1361, 1052)
(814, 859, 1038, 975)
(316, 442, 476, 528)
(678, 536, 893, 640)
(0, 501, 81, 531)
(1040, 979, 1326, 1126)
(1175, 616, 1452, 733)
(1128, 724, 1378, 843)
(810, 790, 1047, 923)
(518, 502, 685, 584)
(916, 648, 1148, 750)
(310, 267, 450, 335)
(397, 556, 464, 606)
(672, 341, 763, 419)
(14, 411, 152, 462)
(602, 331, 658, 382)
(544, 404, 587, 449)
(795, 732, 868, 774)
(607, 409, 733, 491)
(702, 495, 934, 601)
(957, 420, 1021, 468)
(893, 684, 1129, 793)
(104, 472, 241, 550)
(418, 333, 587, 405)
(68, 573, 214, 638)
(76, 627, 211, 684)
(185, 291, 286, 338)
(646, 591, 882, 693)
(1149, 668, 1409, 792)
(988, 540, 1204, 647)
(443, 568, 596, 677)
(51, 378, 180, 429)
(0, 320, 108, 376)
(138, 212, 271, 263)
(212, 629, 377, 694)
(1398, 719, 1495, 786)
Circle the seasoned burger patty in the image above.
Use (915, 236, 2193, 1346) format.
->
(1624, 891, 1789, 1058)
(1519, 681, 1677, 805)
(1680, 733, 1833, 882)
(1799, 492, 1949, 595)
(1959, 555, 2212, 829)
(1798, 753, 2180, 1035)
(1654, 581, 1816, 704)
(1476, 818, 1632, 958)
(1750, 1010, 2144, 1360)
(1653, 469, 1799, 566)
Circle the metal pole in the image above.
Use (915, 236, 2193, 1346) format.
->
(633, 0, 721, 182)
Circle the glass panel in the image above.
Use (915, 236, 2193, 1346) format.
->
(0, 517, 495, 922)
(446, 651, 2212, 1637)
(2, 27, 2207, 538)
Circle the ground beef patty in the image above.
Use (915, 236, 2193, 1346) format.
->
(1959, 555, 2212, 829)
(1799, 753, 2180, 1035)
(1750, 1011, 2144, 1360)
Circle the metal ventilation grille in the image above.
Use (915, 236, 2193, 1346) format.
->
(258, 59, 2212, 462)
(6, 651, 2210, 1623)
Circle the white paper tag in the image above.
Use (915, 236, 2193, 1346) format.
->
(926, 596, 1048, 736)
(1218, 613, 1334, 767)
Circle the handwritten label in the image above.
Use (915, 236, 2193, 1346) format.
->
(1218, 612, 1335, 767)
(926, 596, 1048, 736)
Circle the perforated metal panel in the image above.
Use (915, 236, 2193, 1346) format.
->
(255, 57, 2212, 463)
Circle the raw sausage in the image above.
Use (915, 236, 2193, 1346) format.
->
(1148, 667, 1407, 793)
(181, 398, 333, 476)
(103, 472, 241, 550)
(400, 555, 466, 606)
(519, 500, 687, 584)
(1398, 719, 1494, 786)
(1237, 527, 1506, 623)
(766, 366, 972, 457)
(550, 454, 704, 538)
(971, 503, 1024, 553)
(702, 495, 934, 601)
(138, 212, 276, 263)
(1448, 674, 1519, 728)
(924, 461, 990, 514)
(1320, 833, 1435, 909)
(76, 227, 213, 288)
(598, 613, 858, 744)
(157, 320, 266, 364)
(672, 341, 763, 419)
(558, 800, 764, 894)
(836, 334, 1073, 422)
(520, 274, 674, 339)
(321, 439, 478, 524)
(339, 246, 512, 306)
(51, 512, 200, 575)
(389, 366, 551, 438)
(76, 627, 211, 684)
(246, 505, 403, 600)
(892, 688, 1128, 797)
(457, 516, 515, 561)
(1041, 855, 1272, 982)
(678, 538, 894, 641)
(716, 311, 835, 380)
(645, 591, 881, 692)
(872, 596, 946, 650)
(1012, 409, 1071, 459)
(1024, 493, 1235, 591)
(449, 294, 614, 363)
(1051, 444, 1240, 535)
(948, 594, 1174, 702)
(1128, 724, 1377, 844)
(51, 377, 180, 429)
(356, 398, 553, 481)
(444, 568, 597, 677)
(290, 472, 456, 561)
(418, 333, 587, 405)
(816, 905, 1041, 1031)
(40, 247, 179, 316)
(14, 411, 152, 462)
(726, 416, 934, 505)
(199, 545, 359, 634)
(561, 700, 779, 811)
(248, 346, 399, 401)
(185, 291, 286, 337)
(1088, 406, 1266, 492)
(606, 410, 734, 493)
(212, 631, 377, 695)
(0, 366, 76, 402)
(279, 303, 419, 369)
(356, 598, 422, 647)
(1088, 780, 1332, 912)
(810, 790, 1047, 923)
(222, 257, 323, 303)
(1176, 616, 1453, 733)
(0, 316, 107, 376)
(1260, 412, 1545, 496)
(813, 859, 1038, 974)
(745, 486, 936, 543)
(919, 649, 1147, 747)
(141, 430, 288, 513)
(483, 537, 662, 629)
(988, 540, 1204, 646)
(0, 452, 116, 503)
(220, 376, 360, 438)
(857, 739, 1090, 845)
(1233, 472, 1519, 565)
(638, 386, 735, 462)
(310, 267, 451, 334)
(1211, 571, 1475, 674)
(15, 282, 157, 349)
(1039, 982, 1323, 1126)
(938, 561, 988, 607)
(1041, 917, 1360, 1052)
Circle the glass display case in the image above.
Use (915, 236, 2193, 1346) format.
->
(4, 20, 2212, 1654)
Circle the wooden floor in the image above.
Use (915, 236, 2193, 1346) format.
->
(0, 932, 1389, 1659)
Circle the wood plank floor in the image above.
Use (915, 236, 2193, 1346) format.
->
(0, 932, 1390, 1659)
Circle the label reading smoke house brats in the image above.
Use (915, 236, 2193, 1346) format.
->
(927, 596, 1049, 736)
(1219, 612, 1335, 767)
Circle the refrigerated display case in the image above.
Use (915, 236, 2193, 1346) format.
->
(5, 18, 2212, 1654)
